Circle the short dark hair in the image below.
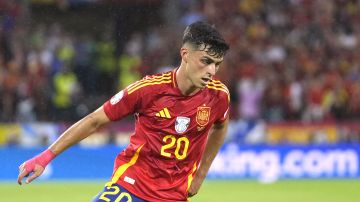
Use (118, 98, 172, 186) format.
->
(182, 21, 229, 58)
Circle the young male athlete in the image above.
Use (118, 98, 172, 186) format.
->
(17, 21, 230, 202)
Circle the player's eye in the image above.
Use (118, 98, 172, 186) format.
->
(201, 59, 212, 65)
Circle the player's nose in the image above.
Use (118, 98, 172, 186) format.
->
(207, 63, 216, 76)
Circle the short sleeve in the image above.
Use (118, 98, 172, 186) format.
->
(103, 87, 141, 121)
(215, 91, 230, 124)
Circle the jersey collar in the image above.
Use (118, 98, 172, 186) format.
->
(172, 68, 179, 88)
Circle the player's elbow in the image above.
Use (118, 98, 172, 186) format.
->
(86, 109, 110, 131)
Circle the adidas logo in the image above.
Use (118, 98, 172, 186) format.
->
(156, 108, 171, 119)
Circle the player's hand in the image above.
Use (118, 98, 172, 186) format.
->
(188, 176, 204, 198)
(17, 149, 56, 185)
(17, 162, 45, 185)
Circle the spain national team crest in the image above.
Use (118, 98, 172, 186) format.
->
(175, 116, 190, 134)
(196, 106, 211, 127)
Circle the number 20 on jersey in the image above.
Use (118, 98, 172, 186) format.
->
(160, 135, 189, 160)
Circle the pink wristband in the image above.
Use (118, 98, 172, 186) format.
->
(24, 149, 56, 173)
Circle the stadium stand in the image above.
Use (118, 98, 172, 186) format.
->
(0, 0, 359, 145)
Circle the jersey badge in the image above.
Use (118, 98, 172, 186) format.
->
(175, 116, 190, 134)
(196, 106, 211, 126)
(110, 90, 124, 105)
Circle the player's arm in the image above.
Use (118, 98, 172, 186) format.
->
(48, 106, 110, 155)
(17, 106, 111, 185)
(188, 118, 229, 197)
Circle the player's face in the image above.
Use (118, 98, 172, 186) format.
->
(186, 47, 223, 88)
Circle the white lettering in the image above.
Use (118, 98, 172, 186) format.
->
(258, 151, 280, 183)
(303, 150, 324, 177)
(283, 150, 304, 178)
(209, 146, 359, 180)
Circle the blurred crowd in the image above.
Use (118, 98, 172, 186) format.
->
(0, 0, 360, 123)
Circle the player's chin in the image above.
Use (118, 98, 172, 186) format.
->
(198, 80, 208, 88)
(196, 83, 206, 89)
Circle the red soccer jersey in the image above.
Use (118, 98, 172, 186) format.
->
(103, 69, 229, 202)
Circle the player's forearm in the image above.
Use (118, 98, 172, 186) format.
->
(197, 119, 228, 178)
(49, 108, 109, 155)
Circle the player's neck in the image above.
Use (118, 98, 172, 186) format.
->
(176, 65, 201, 96)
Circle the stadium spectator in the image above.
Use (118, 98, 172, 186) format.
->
(51, 64, 81, 121)
(95, 31, 117, 96)
(117, 32, 142, 90)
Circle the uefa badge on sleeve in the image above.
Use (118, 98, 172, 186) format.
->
(110, 90, 124, 105)
(175, 117, 190, 134)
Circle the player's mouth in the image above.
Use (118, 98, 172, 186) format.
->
(201, 77, 211, 84)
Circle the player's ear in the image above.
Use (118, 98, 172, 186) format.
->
(180, 47, 189, 63)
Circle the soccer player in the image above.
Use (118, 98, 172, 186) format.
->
(17, 21, 230, 202)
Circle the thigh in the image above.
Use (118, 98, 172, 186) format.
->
(92, 183, 145, 202)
